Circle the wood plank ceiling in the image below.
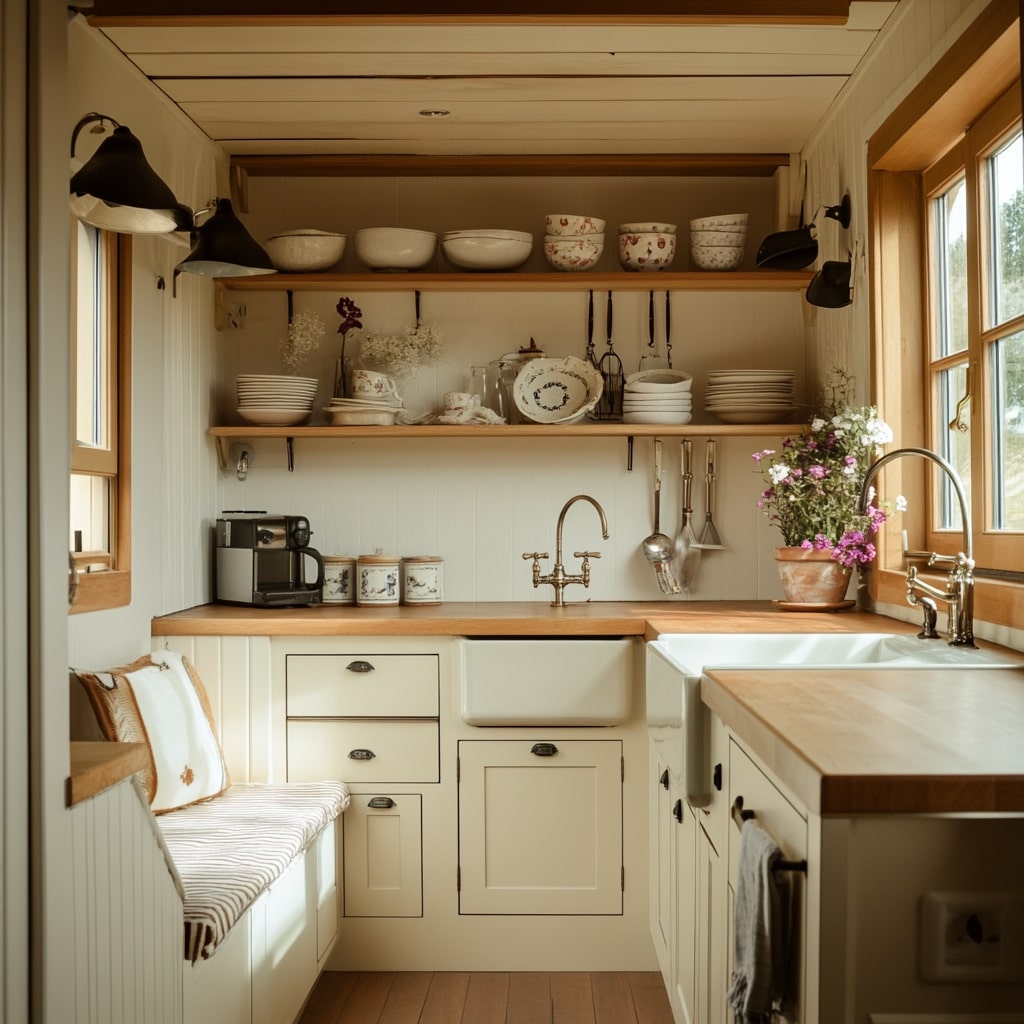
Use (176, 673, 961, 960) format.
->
(86, 1, 897, 166)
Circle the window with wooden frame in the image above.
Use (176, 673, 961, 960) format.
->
(70, 222, 131, 612)
(867, 0, 1022, 631)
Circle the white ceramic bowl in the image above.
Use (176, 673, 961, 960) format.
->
(544, 214, 606, 236)
(617, 230, 677, 272)
(689, 213, 748, 230)
(324, 407, 398, 426)
(690, 228, 746, 247)
(622, 410, 693, 425)
(543, 235, 604, 272)
(513, 356, 604, 424)
(691, 244, 744, 271)
(354, 227, 437, 271)
(441, 231, 533, 271)
(236, 406, 312, 426)
(619, 222, 677, 234)
(624, 368, 694, 392)
(264, 229, 346, 272)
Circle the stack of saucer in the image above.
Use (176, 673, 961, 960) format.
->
(236, 374, 317, 426)
(704, 369, 797, 423)
(324, 395, 401, 426)
(621, 368, 693, 424)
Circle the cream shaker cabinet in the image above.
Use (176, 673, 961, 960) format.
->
(285, 649, 440, 918)
(457, 738, 623, 916)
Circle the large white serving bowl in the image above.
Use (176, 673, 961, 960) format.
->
(354, 227, 437, 271)
(617, 230, 677, 271)
(441, 230, 533, 271)
(543, 234, 604, 271)
(236, 406, 312, 426)
(513, 356, 603, 424)
(690, 243, 744, 271)
(265, 229, 346, 272)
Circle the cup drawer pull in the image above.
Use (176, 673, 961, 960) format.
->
(367, 796, 395, 809)
(346, 660, 375, 673)
(348, 748, 376, 760)
(530, 742, 559, 757)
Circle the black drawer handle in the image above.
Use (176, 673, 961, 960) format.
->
(346, 660, 375, 673)
(367, 796, 395, 809)
(713, 762, 723, 792)
(659, 769, 670, 790)
(348, 748, 376, 760)
(673, 798, 684, 823)
(530, 742, 558, 757)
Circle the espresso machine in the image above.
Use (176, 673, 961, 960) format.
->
(215, 514, 324, 606)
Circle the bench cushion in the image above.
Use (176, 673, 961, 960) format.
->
(157, 781, 349, 961)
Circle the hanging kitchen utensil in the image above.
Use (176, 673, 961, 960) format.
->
(674, 438, 702, 590)
(664, 290, 673, 368)
(597, 290, 623, 419)
(639, 289, 668, 372)
(695, 438, 725, 549)
(585, 289, 597, 368)
(642, 439, 681, 594)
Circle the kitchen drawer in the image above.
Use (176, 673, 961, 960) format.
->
(286, 653, 439, 718)
(287, 720, 439, 783)
(727, 739, 807, 886)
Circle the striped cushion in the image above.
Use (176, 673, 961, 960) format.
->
(157, 781, 349, 961)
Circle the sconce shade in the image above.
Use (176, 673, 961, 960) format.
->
(805, 259, 852, 308)
(176, 198, 277, 277)
(70, 125, 192, 234)
(755, 227, 818, 270)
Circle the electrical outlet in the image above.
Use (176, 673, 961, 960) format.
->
(921, 890, 1024, 983)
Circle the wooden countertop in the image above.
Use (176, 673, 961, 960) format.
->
(68, 741, 148, 807)
(152, 600, 894, 641)
(702, 665, 1024, 816)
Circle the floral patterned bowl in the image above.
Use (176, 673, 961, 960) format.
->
(544, 213, 606, 235)
(617, 230, 677, 272)
(543, 234, 604, 271)
(512, 356, 604, 424)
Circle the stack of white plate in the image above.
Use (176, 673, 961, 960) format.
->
(704, 369, 797, 423)
(236, 374, 318, 426)
(622, 368, 693, 424)
(323, 395, 400, 426)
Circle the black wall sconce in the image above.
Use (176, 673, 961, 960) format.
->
(175, 198, 277, 280)
(70, 112, 192, 234)
(805, 256, 853, 308)
(756, 194, 852, 271)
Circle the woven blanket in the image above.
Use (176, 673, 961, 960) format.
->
(157, 781, 349, 961)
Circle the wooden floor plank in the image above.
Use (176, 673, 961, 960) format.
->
(336, 972, 397, 1023)
(591, 972, 639, 1024)
(461, 972, 511, 1024)
(378, 971, 433, 1024)
(550, 972, 597, 1024)
(506, 972, 552, 1024)
(628, 972, 676, 1024)
(300, 971, 360, 1024)
(419, 972, 472, 1024)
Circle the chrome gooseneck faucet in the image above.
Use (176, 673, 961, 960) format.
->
(523, 494, 610, 607)
(859, 446, 976, 647)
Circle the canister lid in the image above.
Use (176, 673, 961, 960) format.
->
(403, 555, 442, 563)
(357, 553, 399, 563)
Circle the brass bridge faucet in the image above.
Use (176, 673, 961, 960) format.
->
(523, 494, 609, 607)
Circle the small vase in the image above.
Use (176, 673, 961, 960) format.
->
(774, 546, 852, 607)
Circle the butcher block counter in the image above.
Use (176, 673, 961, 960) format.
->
(152, 600, 898, 640)
(702, 664, 1024, 815)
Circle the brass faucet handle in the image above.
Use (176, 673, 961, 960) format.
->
(522, 551, 549, 561)
(574, 550, 602, 560)
(929, 551, 974, 571)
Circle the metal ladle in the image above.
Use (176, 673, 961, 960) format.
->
(642, 439, 680, 594)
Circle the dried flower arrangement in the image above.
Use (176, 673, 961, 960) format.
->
(358, 319, 444, 380)
(280, 307, 326, 374)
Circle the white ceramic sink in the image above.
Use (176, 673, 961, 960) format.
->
(646, 632, 1022, 805)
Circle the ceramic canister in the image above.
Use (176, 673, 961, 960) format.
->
(322, 555, 356, 604)
(401, 556, 444, 605)
(356, 554, 401, 606)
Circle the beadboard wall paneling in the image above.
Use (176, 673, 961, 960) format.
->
(71, 778, 183, 1024)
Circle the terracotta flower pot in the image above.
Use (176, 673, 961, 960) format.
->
(774, 546, 852, 606)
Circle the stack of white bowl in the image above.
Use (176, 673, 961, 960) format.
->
(236, 374, 318, 425)
(689, 214, 748, 271)
(543, 214, 605, 272)
(617, 223, 677, 271)
(621, 368, 693, 424)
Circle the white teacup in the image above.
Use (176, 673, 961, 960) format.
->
(351, 368, 401, 402)
(444, 391, 479, 413)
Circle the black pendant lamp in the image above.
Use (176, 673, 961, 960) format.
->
(69, 113, 192, 234)
(176, 198, 277, 278)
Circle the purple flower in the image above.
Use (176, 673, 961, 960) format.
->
(336, 296, 363, 336)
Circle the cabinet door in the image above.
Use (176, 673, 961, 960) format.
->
(343, 793, 423, 917)
(458, 739, 622, 915)
(649, 746, 673, 980)
(673, 799, 698, 1024)
(697, 822, 727, 1024)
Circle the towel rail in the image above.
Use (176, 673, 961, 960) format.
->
(731, 797, 808, 874)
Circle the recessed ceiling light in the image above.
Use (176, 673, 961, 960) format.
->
(419, 109, 451, 119)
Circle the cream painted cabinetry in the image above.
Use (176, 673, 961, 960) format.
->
(457, 738, 623, 915)
(284, 648, 440, 918)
